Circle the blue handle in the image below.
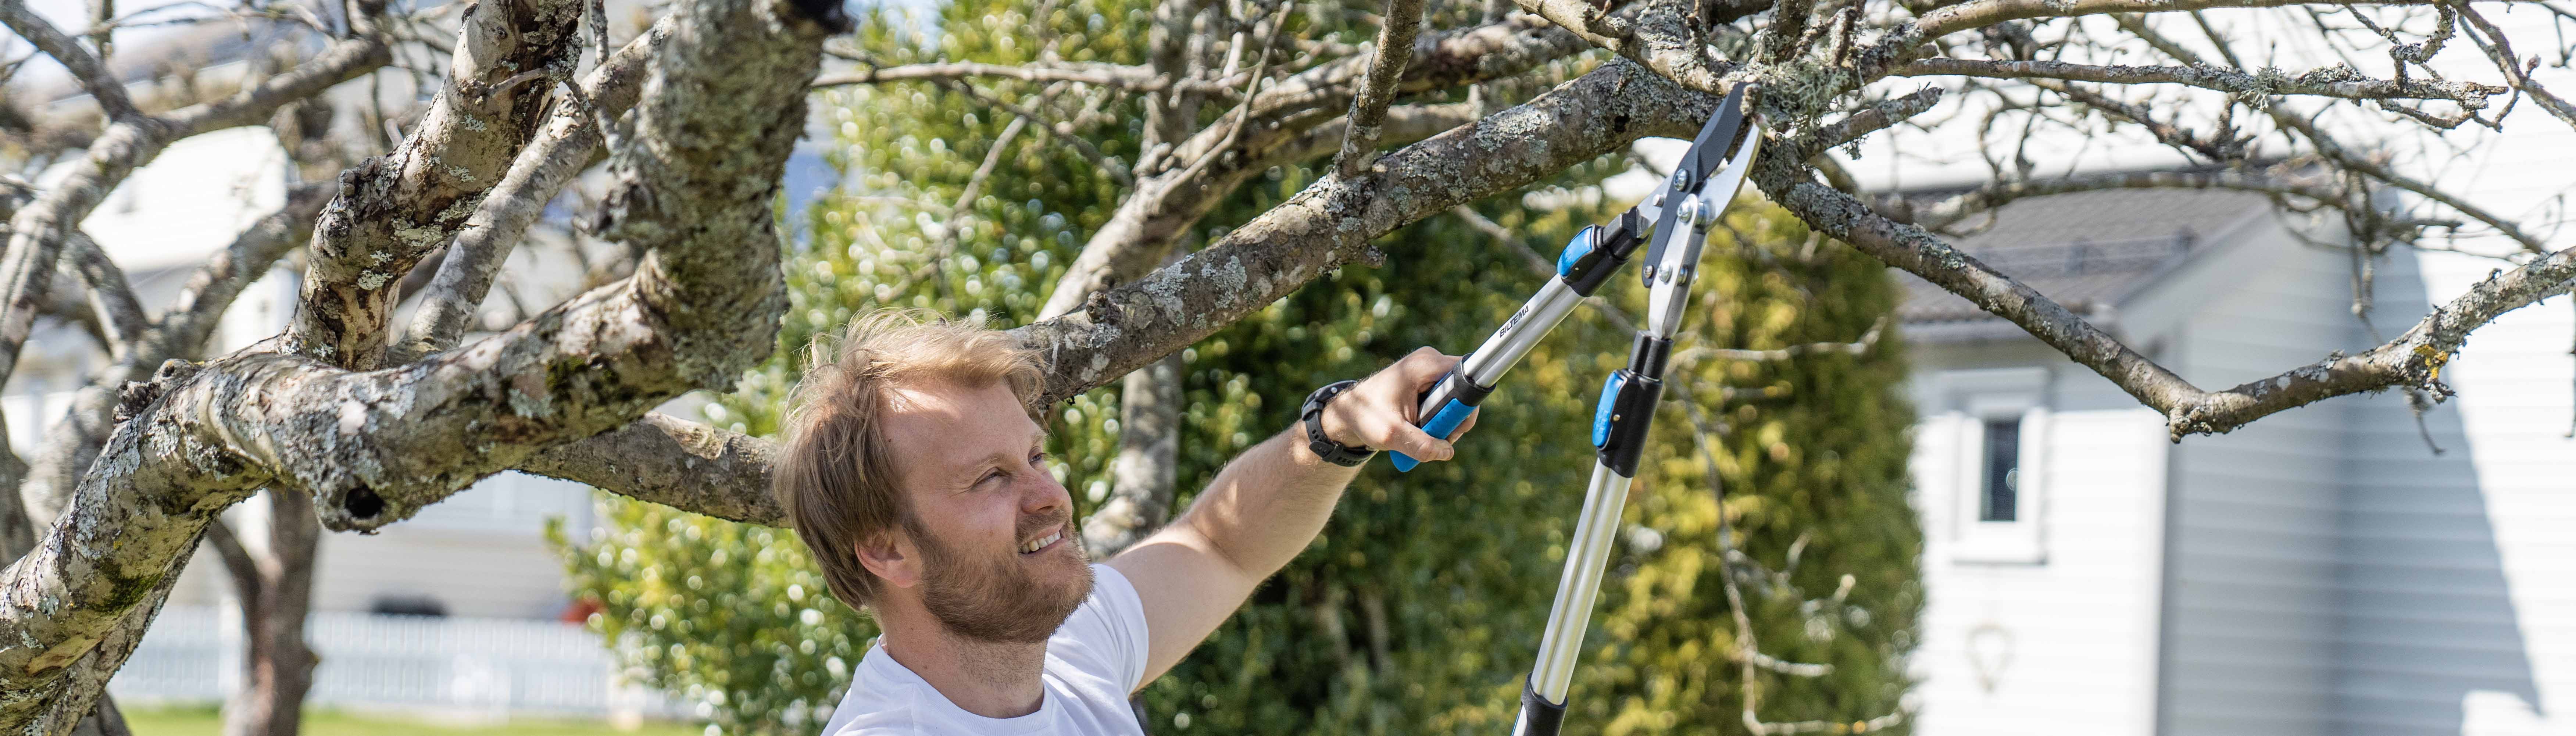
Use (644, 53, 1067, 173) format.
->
(1391, 399, 1476, 472)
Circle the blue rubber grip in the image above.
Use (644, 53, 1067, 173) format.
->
(1391, 399, 1475, 472)
(1555, 226, 1598, 278)
(1591, 372, 1626, 449)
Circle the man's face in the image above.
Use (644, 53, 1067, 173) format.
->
(880, 378, 1093, 643)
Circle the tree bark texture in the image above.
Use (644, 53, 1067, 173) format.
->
(9, 0, 2576, 725)
(0, 0, 831, 727)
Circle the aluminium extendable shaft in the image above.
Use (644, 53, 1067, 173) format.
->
(1389, 210, 1653, 471)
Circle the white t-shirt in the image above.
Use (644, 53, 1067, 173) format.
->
(819, 564, 1153, 735)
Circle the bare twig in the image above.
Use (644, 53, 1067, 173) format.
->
(57, 232, 144, 360)
(1892, 169, 2343, 231)
(1332, 0, 1428, 179)
(1672, 317, 1886, 364)
(929, 79, 1134, 187)
(1918, 0, 2456, 39)
(1897, 57, 2505, 104)
(2453, 2, 2576, 129)
(813, 60, 1239, 93)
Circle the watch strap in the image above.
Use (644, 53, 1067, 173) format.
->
(1302, 380, 1375, 467)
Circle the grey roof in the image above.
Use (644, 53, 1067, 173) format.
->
(1892, 186, 2274, 330)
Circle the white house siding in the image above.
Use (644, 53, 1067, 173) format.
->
(1907, 340, 2170, 736)
(2323, 254, 2576, 736)
(2152, 218, 2362, 736)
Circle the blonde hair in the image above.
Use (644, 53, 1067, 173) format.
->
(775, 308, 1047, 609)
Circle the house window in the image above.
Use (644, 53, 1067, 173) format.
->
(1933, 368, 2048, 565)
(1980, 418, 2020, 522)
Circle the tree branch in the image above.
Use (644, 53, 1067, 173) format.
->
(282, 0, 586, 370)
(58, 232, 144, 359)
(1752, 146, 2576, 439)
(517, 60, 1722, 527)
(0, 0, 829, 724)
(0, 34, 386, 399)
(811, 60, 1237, 93)
(1808, 86, 1945, 153)
(2454, 1, 2576, 129)
(18, 183, 333, 535)
(199, 518, 262, 603)
(1082, 351, 1181, 557)
(515, 412, 784, 524)
(397, 15, 673, 358)
(1036, 15, 1584, 320)
(1019, 60, 1720, 404)
(2029, 77, 2249, 161)
(1898, 57, 2506, 104)
(1917, 0, 2456, 39)
(1891, 168, 2344, 231)
(0, 0, 137, 120)
(1333, 0, 1427, 179)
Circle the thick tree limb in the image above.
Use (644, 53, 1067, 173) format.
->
(19, 183, 333, 533)
(283, 0, 587, 370)
(0, 0, 828, 724)
(1019, 60, 1719, 403)
(398, 16, 674, 358)
(515, 412, 784, 523)
(15, 573, 176, 736)
(1333, 0, 1428, 179)
(521, 60, 1721, 527)
(1897, 57, 2506, 104)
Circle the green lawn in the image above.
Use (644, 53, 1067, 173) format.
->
(122, 705, 706, 736)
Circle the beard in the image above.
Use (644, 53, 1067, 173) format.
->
(908, 513, 1094, 644)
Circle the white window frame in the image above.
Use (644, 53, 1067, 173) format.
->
(1939, 368, 2049, 565)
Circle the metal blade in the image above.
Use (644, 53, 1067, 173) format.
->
(1627, 85, 1752, 228)
(1693, 117, 1764, 218)
(1678, 85, 1754, 183)
(1640, 83, 1753, 283)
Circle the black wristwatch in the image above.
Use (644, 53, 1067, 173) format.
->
(1301, 380, 1376, 467)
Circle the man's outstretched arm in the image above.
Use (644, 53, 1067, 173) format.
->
(1104, 347, 1476, 689)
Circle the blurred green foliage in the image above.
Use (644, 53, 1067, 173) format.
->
(549, 0, 1919, 733)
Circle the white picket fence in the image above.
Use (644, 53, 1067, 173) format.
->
(112, 605, 688, 721)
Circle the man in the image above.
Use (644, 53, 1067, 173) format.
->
(777, 309, 1478, 734)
